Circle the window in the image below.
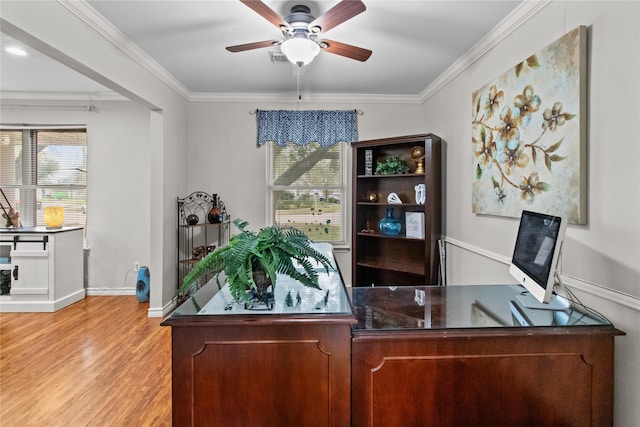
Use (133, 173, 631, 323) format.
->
(0, 128, 87, 228)
(268, 142, 348, 245)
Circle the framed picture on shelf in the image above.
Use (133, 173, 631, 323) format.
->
(405, 212, 425, 239)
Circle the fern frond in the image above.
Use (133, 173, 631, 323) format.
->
(182, 219, 335, 302)
(181, 245, 229, 293)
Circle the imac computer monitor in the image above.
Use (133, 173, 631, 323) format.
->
(509, 210, 569, 310)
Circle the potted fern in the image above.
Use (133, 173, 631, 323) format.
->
(182, 219, 333, 308)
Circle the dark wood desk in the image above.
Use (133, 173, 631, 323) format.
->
(162, 260, 355, 427)
(350, 285, 624, 427)
(163, 262, 623, 427)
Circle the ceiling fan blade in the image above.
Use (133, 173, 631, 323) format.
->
(309, 0, 366, 33)
(239, 0, 290, 30)
(226, 40, 280, 53)
(321, 39, 372, 62)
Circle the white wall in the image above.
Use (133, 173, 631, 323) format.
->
(0, 100, 151, 292)
(187, 100, 423, 281)
(420, 2, 640, 425)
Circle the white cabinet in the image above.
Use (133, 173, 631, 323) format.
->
(10, 249, 49, 296)
(0, 227, 84, 312)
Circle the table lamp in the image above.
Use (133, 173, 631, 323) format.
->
(44, 206, 64, 229)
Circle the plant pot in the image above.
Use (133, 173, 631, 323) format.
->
(251, 263, 272, 296)
(245, 260, 275, 310)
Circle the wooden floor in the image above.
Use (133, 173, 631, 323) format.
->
(0, 296, 171, 426)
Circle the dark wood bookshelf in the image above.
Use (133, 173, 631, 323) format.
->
(351, 134, 442, 287)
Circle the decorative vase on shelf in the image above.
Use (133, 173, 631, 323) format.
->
(208, 193, 222, 224)
(378, 208, 401, 236)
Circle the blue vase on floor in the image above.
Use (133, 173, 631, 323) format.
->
(378, 208, 401, 236)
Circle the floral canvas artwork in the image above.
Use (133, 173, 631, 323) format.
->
(472, 26, 587, 224)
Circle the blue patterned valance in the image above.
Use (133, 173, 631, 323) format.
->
(257, 109, 358, 147)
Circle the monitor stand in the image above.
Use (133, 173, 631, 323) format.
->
(516, 271, 571, 311)
(516, 292, 570, 311)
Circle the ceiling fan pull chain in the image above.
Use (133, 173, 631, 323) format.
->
(297, 64, 302, 100)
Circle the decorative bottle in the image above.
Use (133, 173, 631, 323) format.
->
(208, 193, 221, 224)
(378, 208, 401, 236)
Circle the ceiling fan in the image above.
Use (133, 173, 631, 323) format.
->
(226, 0, 372, 66)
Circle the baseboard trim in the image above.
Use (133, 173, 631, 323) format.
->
(147, 299, 176, 318)
(83, 287, 174, 317)
(0, 289, 85, 312)
(86, 287, 135, 296)
(442, 236, 640, 312)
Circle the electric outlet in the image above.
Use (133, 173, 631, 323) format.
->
(133, 261, 140, 272)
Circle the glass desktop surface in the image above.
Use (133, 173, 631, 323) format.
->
(200, 270, 350, 315)
(350, 284, 613, 331)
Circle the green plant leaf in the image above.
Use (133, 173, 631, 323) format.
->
(374, 155, 410, 175)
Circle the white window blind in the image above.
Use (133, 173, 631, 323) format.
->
(269, 142, 346, 244)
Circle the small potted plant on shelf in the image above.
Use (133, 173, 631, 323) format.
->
(374, 154, 410, 175)
(182, 219, 333, 309)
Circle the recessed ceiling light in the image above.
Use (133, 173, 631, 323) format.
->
(6, 46, 27, 56)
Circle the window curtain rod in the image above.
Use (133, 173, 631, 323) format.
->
(249, 109, 363, 115)
(1, 104, 97, 112)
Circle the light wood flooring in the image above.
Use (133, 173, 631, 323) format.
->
(0, 296, 171, 426)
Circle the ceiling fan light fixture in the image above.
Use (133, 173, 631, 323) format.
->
(280, 38, 320, 66)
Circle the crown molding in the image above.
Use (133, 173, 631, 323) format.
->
(189, 92, 423, 104)
(419, 0, 551, 103)
(58, 0, 191, 101)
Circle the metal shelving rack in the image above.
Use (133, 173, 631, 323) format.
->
(177, 191, 230, 299)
